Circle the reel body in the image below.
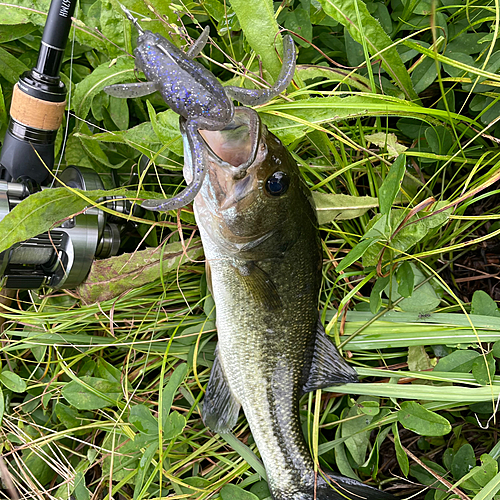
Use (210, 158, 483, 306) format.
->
(0, 167, 122, 289)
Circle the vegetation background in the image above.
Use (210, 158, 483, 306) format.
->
(0, 0, 499, 498)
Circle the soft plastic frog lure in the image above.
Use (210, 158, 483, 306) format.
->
(104, 6, 297, 212)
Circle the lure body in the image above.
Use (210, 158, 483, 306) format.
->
(105, 8, 296, 211)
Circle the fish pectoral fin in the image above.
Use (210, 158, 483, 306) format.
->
(202, 349, 241, 433)
(302, 320, 359, 393)
(103, 81, 159, 98)
(235, 262, 282, 311)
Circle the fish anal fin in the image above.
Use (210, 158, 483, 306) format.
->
(202, 349, 241, 433)
(236, 262, 282, 311)
(302, 321, 358, 394)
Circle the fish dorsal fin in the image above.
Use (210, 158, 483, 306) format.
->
(302, 321, 358, 394)
(202, 348, 241, 433)
(235, 262, 282, 311)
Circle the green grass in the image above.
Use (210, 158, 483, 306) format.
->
(1, 0, 500, 498)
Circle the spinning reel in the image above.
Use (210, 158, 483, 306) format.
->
(0, 0, 128, 290)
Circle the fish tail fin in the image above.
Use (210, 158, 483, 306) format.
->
(315, 473, 396, 500)
(272, 474, 396, 500)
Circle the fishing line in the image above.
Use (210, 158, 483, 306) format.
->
(50, 3, 78, 187)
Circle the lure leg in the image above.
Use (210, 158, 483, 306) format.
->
(104, 81, 159, 98)
(186, 26, 210, 58)
(141, 120, 207, 211)
(225, 35, 296, 106)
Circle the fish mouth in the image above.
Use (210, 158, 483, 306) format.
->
(199, 107, 262, 181)
(190, 107, 268, 211)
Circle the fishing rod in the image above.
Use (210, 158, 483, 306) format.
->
(0, 0, 76, 184)
(0, 0, 129, 289)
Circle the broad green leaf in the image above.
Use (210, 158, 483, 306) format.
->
(163, 410, 187, 440)
(369, 276, 389, 314)
(108, 95, 130, 131)
(425, 125, 454, 156)
(162, 363, 188, 425)
(54, 402, 85, 430)
(385, 264, 440, 313)
(365, 132, 407, 158)
(435, 350, 480, 373)
(0, 23, 35, 43)
(492, 341, 500, 358)
(378, 154, 406, 215)
(77, 126, 129, 169)
(358, 399, 380, 416)
(0, 387, 4, 424)
(315, 0, 417, 100)
(129, 405, 158, 434)
(341, 396, 377, 465)
(312, 192, 378, 224)
(443, 448, 454, 470)
(97, 358, 122, 384)
(200, 0, 225, 22)
(471, 454, 498, 488)
(62, 376, 122, 410)
(362, 202, 452, 266)
(146, 102, 184, 156)
(451, 444, 476, 480)
(336, 238, 379, 273)
(73, 57, 135, 121)
(396, 261, 414, 298)
(133, 442, 157, 500)
(471, 290, 500, 317)
(0, 46, 29, 84)
(100, 0, 130, 57)
(82, 122, 166, 161)
(392, 423, 409, 476)
(344, 27, 364, 67)
(412, 58, 439, 95)
(410, 459, 447, 486)
(0, 186, 140, 254)
(285, 6, 312, 48)
(474, 470, 500, 500)
(228, 0, 283, 80)
(472, 353, 496, 386)
(23, 448, 53, 486)
(0, 4, 32, 24)
(180, 477, 212, 495)
(220, 484, 259, 500)
(73, 472, 91, 500)
(102, 431, 152, 482)
(0, 371, 26, 392)
(407, 346, 432, 372)
(250, 480, 271, 499)
(398, 401, 451, 436)
(334, 439, 359, 480)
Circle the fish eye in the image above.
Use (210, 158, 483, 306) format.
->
(265, 171, 289, 197)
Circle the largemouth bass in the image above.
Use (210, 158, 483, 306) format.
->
(184, 109, 395, 500)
